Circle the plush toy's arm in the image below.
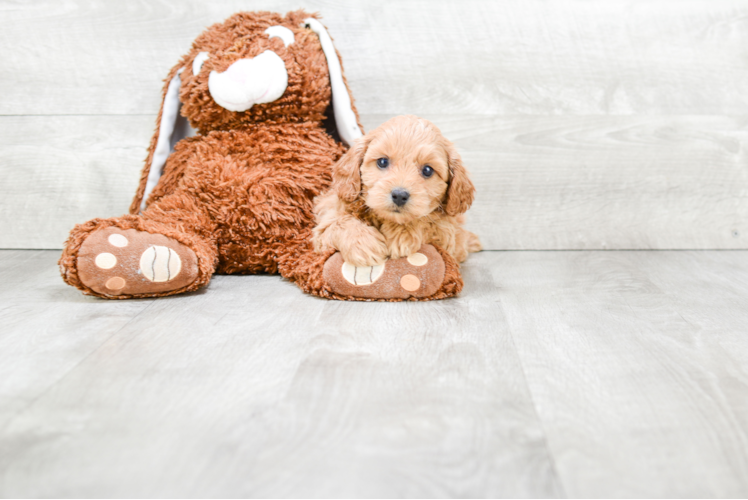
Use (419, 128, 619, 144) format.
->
(140, 136, 202, 209)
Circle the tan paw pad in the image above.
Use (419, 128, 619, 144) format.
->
(407, 252, 428, 266)
(341, 261, 385, 286)
(108, 234, 129, 247)
(105, 277, 126, 290)
(400, 274, 421, 291)
(140, 245, 182, 282)
(95, 253, 117, 269)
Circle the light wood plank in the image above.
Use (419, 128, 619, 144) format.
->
(453, 115, 748, 250)
(0, 251, 154, 429)
(2, 114, 746, 250)
(641, 251, 748, 335)
(496, 250, 748, 497)
(0, 115, 153, 249)
(1, 0, 747, 116)
(0, 250, 561, 498)
(2, 250, 748, 496)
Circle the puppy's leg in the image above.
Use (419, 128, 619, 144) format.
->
(313, 193, 388, 267)
(333, 218, 389, 267)
(450, 227, 482, 263)
(379, 221, 425, 260)
(466, 230, 482, 253)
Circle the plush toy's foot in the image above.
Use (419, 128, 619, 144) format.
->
(323, 244, 447, 300)
(75, 227, 199, 297)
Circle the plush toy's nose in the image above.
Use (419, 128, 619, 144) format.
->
(391, 188, 410, 207)
(208, 51, 288, 112)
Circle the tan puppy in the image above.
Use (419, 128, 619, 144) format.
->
(313, 115, 482, 267)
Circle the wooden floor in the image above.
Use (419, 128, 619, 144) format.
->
(1, 249, 747, 497)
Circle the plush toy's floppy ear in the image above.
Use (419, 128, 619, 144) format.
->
(332, 135, 369, 202)
(443, 141, 476, 217)
(129, 66, 197, 214)
(304, 18, 363, 147)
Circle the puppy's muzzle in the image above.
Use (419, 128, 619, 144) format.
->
(208, 51, 288, 112)
(391, 188, 410, 207)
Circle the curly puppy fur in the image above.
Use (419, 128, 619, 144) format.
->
(313, 115, 482, 267)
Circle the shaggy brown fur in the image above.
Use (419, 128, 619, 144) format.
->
(313, 115, 482, 267)
(59, 11, 467, 301)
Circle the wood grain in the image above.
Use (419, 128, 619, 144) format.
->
(0, 251, 153, 429)
(0, 250, 561, 497)
(0, 115, 152, 249)
(1, 0, 747, 116)
(450, 114, 748, 250)
(495, 250, 748, 497)
(2, 249, 748, 496)
(2, 114, 746, 250)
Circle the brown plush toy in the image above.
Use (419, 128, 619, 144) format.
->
(59, 11, 465, 301)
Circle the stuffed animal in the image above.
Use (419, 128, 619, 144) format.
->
(59, 10, 466, 301)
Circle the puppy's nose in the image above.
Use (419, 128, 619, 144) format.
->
(391, 188, 410, 207)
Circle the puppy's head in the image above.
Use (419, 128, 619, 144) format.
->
(333, 115, 475, 223)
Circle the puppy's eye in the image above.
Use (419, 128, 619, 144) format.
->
(421, 165, 434, 178)
(377, 158, 389, 169)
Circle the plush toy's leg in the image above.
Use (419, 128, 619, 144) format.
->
(60, 195, 218, 299)
(278, 235, 464, 301)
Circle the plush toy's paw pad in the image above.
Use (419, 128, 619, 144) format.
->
(323, 245, 445, 300)
(340, 261, 386, 285)
(76, 227, 198, 297)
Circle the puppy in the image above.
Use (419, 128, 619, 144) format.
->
(313, 115, 482, 267)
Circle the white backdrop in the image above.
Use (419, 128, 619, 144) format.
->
(1, 0, 746, 249)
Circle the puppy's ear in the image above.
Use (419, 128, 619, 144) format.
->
(443, 140, 475, 216)
(332, 136, 369, 202)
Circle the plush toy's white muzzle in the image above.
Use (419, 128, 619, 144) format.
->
(208, 50, 288, 112)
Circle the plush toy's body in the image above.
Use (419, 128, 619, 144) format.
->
(59, 11, 465, 301)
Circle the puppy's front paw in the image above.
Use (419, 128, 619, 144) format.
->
(339, 226, 388, 267)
